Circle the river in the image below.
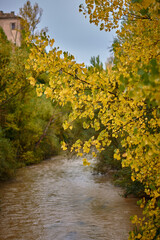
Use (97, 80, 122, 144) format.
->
(0, 156, 141, 240)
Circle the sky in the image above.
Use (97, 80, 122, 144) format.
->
(0, 0, 116, 66)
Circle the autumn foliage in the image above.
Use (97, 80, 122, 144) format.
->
(25, 0, 160, 239)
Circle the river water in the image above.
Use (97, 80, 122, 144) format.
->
(0, 156, 141, 240)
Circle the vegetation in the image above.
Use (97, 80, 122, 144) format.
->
(0, 1, 94, 181)
(0, 2, 87, 181)
(0, 0, 159, 239)
(25, 0, 160, 239)
(94, 147, 146, 198)
(0, 26, 63, 179)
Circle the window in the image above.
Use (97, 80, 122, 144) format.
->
(11, 22, 16, 30)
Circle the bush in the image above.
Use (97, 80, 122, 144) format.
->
(0, 128, 16, 180)
(94, 146, 145, 198)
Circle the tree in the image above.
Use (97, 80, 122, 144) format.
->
(0, 5, 62, 179)
(25, 0, 160, 239)
(19, 0, 45, 35)
(88, 55, 103, 72)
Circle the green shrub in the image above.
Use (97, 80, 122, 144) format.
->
(0, 128, 16, 180)
(94, 146, 145, 198)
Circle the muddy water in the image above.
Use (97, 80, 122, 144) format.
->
(0, 157, 141, 240)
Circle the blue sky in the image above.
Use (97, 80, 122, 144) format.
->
(1, 0, 116, 66)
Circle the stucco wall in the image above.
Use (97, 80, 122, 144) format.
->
(0, 17, 21, 46)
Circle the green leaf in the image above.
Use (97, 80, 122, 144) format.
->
(134, 127, 138, 134)
(119, 84, 125, 92)
(138, 69, 145, 76)
(140, 8, 149, 16)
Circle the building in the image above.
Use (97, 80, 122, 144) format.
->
(0, 11, 21, 46)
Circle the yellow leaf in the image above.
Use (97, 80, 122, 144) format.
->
(28, 76, 36, 86)
(83, 158, 90, 166)
(61, 141, 67, 151)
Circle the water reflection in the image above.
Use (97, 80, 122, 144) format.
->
(0, 156, 141, 240)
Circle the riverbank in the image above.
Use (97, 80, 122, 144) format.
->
(94, 150, 146, 199)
